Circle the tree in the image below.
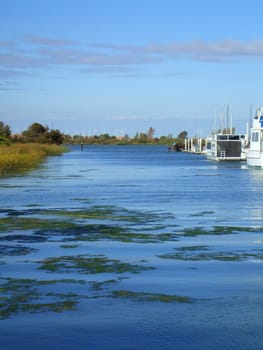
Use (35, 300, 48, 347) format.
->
(217, 127, 236, 134)
(48, 129, 64, 145)
(0, 121, 11, 138)
(22, 123, 48, 143)
(177, 130, 188, 140)
(138, 132, 147, 143)
(147, 127, 155, 140)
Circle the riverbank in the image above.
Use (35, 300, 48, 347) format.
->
(0, 143, 68, 175)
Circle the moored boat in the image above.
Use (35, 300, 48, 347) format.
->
(246, 106, 263, 168)
(206, 132, 248, 161)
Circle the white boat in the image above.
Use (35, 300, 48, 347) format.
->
(246, 106, 263, 167)
(206, 132, 248, 161)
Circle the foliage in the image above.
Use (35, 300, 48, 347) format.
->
(0, 121, 11, 138)
(22, 123, 63, 144)
(22, 122, 48, 142)
(217, 127, 236, 134)
(0, 143, 68, 175)
(177, 130, 188, 140)
(0, 119, 190, 146)
(147, 126, 155, 140)
(64, 131, 186, 146)
(0, 121, 11, 144)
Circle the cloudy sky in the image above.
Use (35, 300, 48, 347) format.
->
(1, 0, 263, 137)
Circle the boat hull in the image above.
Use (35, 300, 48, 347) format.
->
(247, 150, 263, 168)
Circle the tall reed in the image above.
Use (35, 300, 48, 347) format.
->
(0, 143, 68, 175)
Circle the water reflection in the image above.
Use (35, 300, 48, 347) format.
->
(0, 146, 263, 349)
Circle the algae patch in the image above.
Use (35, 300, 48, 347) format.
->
(0, 278, 81, 319)
(0, 244, 37, 256)
(158, 245, 263, 261)
(112, 290, 193, 303)
(181, 226, 260, 237)
(38, 254, 155, 274)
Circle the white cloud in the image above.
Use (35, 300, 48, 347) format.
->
(24, 35, 79, 47)
(2, 36, 263, 73)
(111, 115, 172, 121)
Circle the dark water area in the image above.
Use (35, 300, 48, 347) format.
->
(0, 145, 263, 349)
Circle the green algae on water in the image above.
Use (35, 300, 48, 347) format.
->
(0, 277, 84, 319)
(38, 255, 155, 274)
(158, 246, 263, 261)
(60, 244, 79, 249)
(43, 205, 173, 224)
(112, 290, 193, 303)
(90, 279, 120, 291)
(181, 226, 260, 237)
(0, 216, 78, 233)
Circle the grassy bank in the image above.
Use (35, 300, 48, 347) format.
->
(0, 143, 68, 175)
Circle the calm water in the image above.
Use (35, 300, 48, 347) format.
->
(0, 145, 263, 349)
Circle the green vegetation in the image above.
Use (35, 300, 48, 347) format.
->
(38, 255, 155, 274)
(90, 279, 120, 291)
(0, 206, 178, 243)
(0, 120, 67, 175)
(0, 143, 68, 175)
(60, 244, 79, 249)
(111, 290, 193, 303)
(181, 226, 258, 237)
(0, 118, 188, 175)
(63, 128, 186, 146)
(1, 119, 188, 146)
(0, 278, 81, 319)
(158, 245, 263, 261)
(0, 276, 192, 319)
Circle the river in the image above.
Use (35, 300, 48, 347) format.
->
(0, 145, 262, 349)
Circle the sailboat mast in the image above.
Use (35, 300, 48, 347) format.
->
(227, 104, 229, 133)
(229, 104, 232, 134)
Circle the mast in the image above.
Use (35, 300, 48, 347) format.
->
(249, 104, 253, 128)
(229, 104, 232, 134)
(226, 104, 229, 133)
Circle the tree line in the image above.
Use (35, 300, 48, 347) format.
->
(0, 121, 188, 146)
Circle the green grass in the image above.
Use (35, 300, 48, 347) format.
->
(0, 143, 68, 175)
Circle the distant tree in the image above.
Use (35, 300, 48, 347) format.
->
(217, 127, 236, 134)
(147, 127, 155, 140)
(11, 133, 24, 143)
(138, 132, 147, 143)
(177, 130, 188, 140)
(0, 121, 11, 138)
(48, 129, 64, 145)
(22, 123, 49, 142)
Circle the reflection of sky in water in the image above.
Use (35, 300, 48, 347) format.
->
(0, 145, 263, 350)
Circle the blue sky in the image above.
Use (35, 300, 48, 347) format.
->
(1, 0, 263, 137)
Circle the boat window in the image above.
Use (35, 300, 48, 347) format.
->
(252, 132, 259, 142)
(228, 135, 240, 140)
(217, 135, 228, 140)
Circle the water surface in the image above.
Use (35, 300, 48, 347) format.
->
(0, 145, 262, 349)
